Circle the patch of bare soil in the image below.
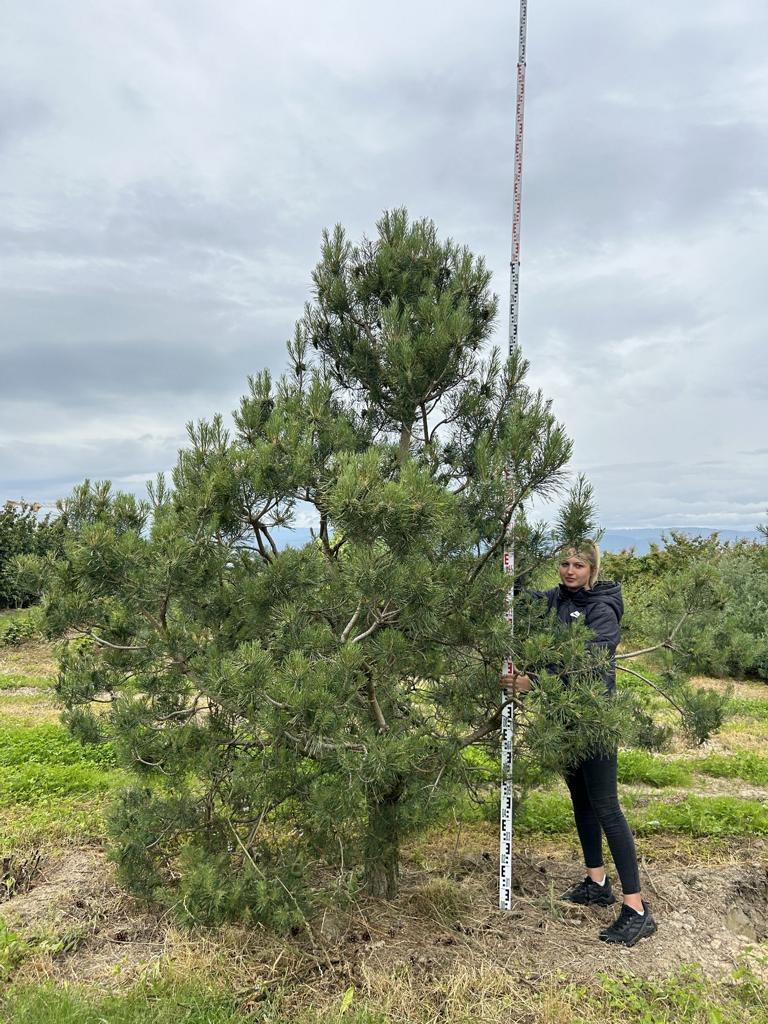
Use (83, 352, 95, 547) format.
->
(0, 847, 167, 983)
(318, 848, 768, 992)
(3, 840, 767, 1002)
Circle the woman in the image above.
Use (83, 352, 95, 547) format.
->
(503, 542, 657, 947)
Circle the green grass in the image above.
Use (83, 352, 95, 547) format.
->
(0, 609, 28, 626)
(0, 980, 251, 1024)
(617, 749, 692, 788)
(2, 965, 767, 1024)
(695, 752, 768, 786)
(517, 791, 768, 838)
(728, 697, 768, 722)
(566, 964, 768, 1024)
(0, 764, 118, 808)
(0, 674, 54, 690)
(0, 724, 119, 830)
(0, 795, 108, 851)
(516, 792, 576, 834)
(0, 724, 115, 770)
(636, 795, 768, 837)
(617, 749, 768, 789)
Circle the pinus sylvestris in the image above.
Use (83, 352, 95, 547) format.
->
(34, 211, 682, 926)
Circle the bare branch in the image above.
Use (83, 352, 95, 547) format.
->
(87, 633, 147, 652)
(456, 696, 520, 748)
(350, 605, 399, 645)
(616, 612, 691, 661)
(366, 672, 389, 734)
(340, 599, 364, 644)
(616, 665, 687, 717)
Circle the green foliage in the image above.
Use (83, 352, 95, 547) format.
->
(551, 474, 603, 551)
(0, 796, 108, 853)
(677, 682, 732, 746)
(3, 967, 766, 1024)
(0, 724, 115, 770)
(604, 534, 768, 682)
(690, 546, 768, 681)
(0, 674, 53, 690)
(0, 610, 43, 647)
(515, 791, 768, 838)
(728, 696, 768, 721)
(580, 964, 768, 1024)
(0, 764, 115, 807)
(515, 792, 575, 834)
(0, 724, 118, 810)
(174, 844, 311, 931)
(30, 211, 722, 923)
(0, 503, 71, 610)
(0, 923, 30, 982)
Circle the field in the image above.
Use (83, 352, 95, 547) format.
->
(1, 608, 768, 1022)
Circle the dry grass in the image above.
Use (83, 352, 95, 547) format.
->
(690, 674, 767, 700)
(0, 694, 61, 726)
(0, 641, 57, 678)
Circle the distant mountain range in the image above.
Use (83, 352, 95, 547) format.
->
(272, 526, 763, 557)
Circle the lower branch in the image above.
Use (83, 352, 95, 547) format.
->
(617, 664, 687, 718)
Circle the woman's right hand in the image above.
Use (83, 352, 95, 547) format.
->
(500, 670, 533, 693)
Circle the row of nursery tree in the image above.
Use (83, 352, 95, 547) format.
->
(3, 210, 767, 929)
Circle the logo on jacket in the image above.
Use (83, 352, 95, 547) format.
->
(569, 610, 581, 618)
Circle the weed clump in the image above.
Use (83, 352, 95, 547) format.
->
(410, 876, 470, 925)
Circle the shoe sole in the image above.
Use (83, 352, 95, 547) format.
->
(599, 919, 658, 947)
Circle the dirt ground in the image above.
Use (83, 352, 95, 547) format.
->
(2, 834, 766, 1001)
(1, 648, 767, 1012)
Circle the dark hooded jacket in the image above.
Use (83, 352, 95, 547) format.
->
(532, 580, 624, 693)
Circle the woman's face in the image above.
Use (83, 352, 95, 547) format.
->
(559, 553, 591, 590)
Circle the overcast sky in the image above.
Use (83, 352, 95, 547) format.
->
(2, 0, 766, 530)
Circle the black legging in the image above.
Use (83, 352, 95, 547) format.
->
(564, 752, 641, 894)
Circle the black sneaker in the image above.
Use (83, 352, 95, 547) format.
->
(560, 875, 617, 907)
(599, 900, 657, 946)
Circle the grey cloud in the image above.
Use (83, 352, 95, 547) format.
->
(1, 0, 767, 529)
(0, 92, 50, 150)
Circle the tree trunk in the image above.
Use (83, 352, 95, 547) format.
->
(397, 424, 412, 466)
(364, 785, 402, 898)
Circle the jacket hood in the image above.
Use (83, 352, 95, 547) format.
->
(558, 580, 624, 621)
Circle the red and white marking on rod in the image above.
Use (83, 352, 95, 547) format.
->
(499, 0, 529, 913)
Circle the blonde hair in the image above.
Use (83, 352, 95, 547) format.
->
(562, 540, 601, 589)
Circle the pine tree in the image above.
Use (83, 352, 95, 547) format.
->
(33, 211, 671, 920)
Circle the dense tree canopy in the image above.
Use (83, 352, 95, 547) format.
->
(20, 211, 726, 926)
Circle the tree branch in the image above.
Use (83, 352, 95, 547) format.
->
(616, 665, 687, 717)
(86, 633, 147, 651)
(420, 402, 430, 445)
(340, 599, 364, 643)
(616, 612, 691, 660)
(366, 670, 388, 734)
(456, 696, 519, 748)
(350, 605, 399, 644)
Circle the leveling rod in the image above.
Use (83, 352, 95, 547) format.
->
(499, 0, 529, 912)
